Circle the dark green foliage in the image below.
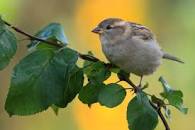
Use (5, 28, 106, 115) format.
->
(98, 83, 126, 108)
(78, 82, 105, 106)
(117, 70, 130, 81)
(127, 92, 158, 130)
(51, 105, 59, 115)
(0, 17, 17, 70)
(159, 77, 188, 114)
(151, 95, 165, 107)
(64, 65, 84, 103)
(5, 48, 83, 116)
(83, 61, 111, 82)
(28, 23, 68, 48)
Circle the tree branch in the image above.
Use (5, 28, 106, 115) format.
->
(3, 20, 63, 48)
(3, 20, 100, 62)
(150, 102, 170, 130)
(3, 19, 170, 130)
(122, 76, 170, 130)
(157, 107, 170, 130)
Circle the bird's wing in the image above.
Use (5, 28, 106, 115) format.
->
(129, 22, 154, 41)
(128, 22, 184, 63)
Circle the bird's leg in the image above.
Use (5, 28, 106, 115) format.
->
(138, 76, 143, 88)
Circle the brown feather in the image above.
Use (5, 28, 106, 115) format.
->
(129, 22, 154, 41)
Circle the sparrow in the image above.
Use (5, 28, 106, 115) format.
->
(92, 18, 183, 85)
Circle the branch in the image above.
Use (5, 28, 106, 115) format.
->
(122, 76, 170, 130)
(122, 76, 138, 91)
(157, 107, 170, 130)
(3, 20, 63, 48)
(78, 53, 100, 62)
(3, 19, 170, 130)
(3, 20, 100, 62)
(150, 102, 170, 130)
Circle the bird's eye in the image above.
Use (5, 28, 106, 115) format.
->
(106, 25, 113, 30)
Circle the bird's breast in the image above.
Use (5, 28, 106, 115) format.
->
(101, 40, 132, 66)
(101, 37, 163, 76)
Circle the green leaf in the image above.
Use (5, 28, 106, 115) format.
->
(109, 67, 120, 73)
(28, 23, 68, 48)
(127, 92, 158, 130)
(151, 95, 165, 107)
(5, 47, 83, 116)
(117, 70, 130, 81)
(83, 51, 94, 67)
(142, 82, 149, 90)
(51, 105, 59, 115)
(36, 41, 59, 50)
(78, 82, 104, 106)
(163, 106, 171, 120)
(98, 83, 126, 108)
(64, 65, 84, 103)
(51, 64, 84, 116)
(0, 18, 17, 70)
(84, 61, 111, 82)
(159, 76, 188, 114)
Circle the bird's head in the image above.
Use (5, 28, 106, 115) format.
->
(92, 18, 131, 43)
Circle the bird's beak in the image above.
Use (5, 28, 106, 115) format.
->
(92, 27, 103, 34)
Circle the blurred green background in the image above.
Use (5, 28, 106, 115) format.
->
(0, 0, 194, 130)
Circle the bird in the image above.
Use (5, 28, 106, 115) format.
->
(92, 18, 184, 86)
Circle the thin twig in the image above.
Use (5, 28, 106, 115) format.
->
(150, 101, 170, 130)
(157, 107, 170, 130)
(3, 19, 170, 130)
(3, 20, 100, 62)
(3, 20, 63, 48)
(78, 53, 100, 62)
(122, 77, 137, 90)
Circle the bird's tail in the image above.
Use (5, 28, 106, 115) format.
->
(162, 52, 184, 63)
